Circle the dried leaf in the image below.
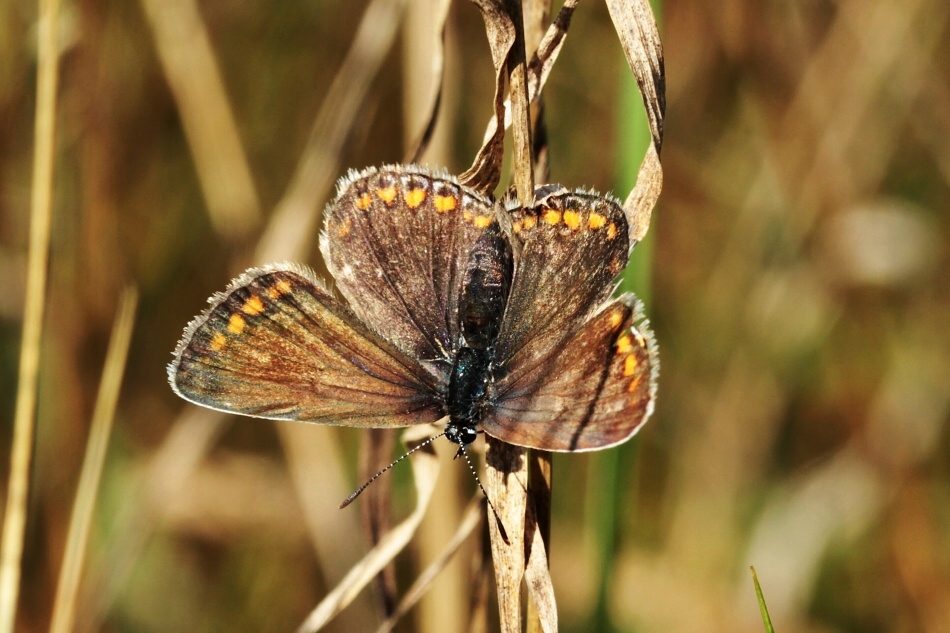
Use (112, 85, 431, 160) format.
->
(604, 0, 665, 149)
(525, 452, 554, 633)
(294, 426, 441, 633)
(485, 437, 528, 633)
(523, 498, 557, 633)
(360, 428, 398, 616)
(374, 496, 484, 633)
(472, 0, 579, 145)
(604, 0, 665, 241)
(459, 0, 516, 193)
(624, 144, 663, 242)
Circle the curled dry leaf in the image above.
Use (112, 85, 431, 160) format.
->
(604, 0, 665, 242)
(523, 493, 557, 633)
(459, 0, 517, 193)
(604, 0, 665, 149)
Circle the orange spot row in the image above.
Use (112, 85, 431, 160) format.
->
(356, 193, 373, 210)
(512, 216, 538, 233)
(616, 334, 633, 355)
(227, 313, 246, 335)
(242, 295, 265, 316)
(376, 186, 397, 204)
(434, 194, 457, 213)
(529, 207, 616, 238)
(626, 374, 643, 394)
(267, 279, 292, 299)
(210, 332, 227, 351)
(404, 188, 426, 208)
(563, 210, 581, 230)
(623, 354, 639, 378)
(336, 217, 352, 237)
(588, 212, 607, 229)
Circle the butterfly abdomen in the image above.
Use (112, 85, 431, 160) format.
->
(447, 346, 492, 428)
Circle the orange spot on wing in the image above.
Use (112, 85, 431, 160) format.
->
(227, 313, 246, 335)
(356, 193, 373, 210)
(210, 332, 227, 351)
(623, 355, 639, 377)
(267, 279, 292, 298)
(609, 310, 625, 329)
(627, 374, 643, 393)
(434, 195, 457, 212)
(376, 186, 397, 204)
(242, 295, 265, 316)
(522, 216, 537, 230)
(607, 223, 618, 240)
(563, 210, 581, 230)
(463, 211, 474, 223)
(588, 212, 607, 229)
(616, 334, 633, 354)
(404, 188, 426, 208)
(336, 217, 352, 237)
(543, 209, 561, 225)
(474, 215, 493, 228)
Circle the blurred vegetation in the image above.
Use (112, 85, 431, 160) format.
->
(2, 0, 949, 632)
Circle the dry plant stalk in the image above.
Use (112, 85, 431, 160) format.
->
(49, 289, 138, 633)
(459, 1, 665, 632)
(294, 426, 442, 633)
(0, 0, 62, 630)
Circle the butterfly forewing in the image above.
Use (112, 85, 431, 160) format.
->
(169, 264, 444, 427)
(321, 166, 497, 363)
(485, 295, 658, 451)
(495, 190, 633, 383)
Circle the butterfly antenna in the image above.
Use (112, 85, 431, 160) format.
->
(339, 432, 444, 509)
(456, 443, 509, 544)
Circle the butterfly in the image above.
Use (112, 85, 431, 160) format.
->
(168, 165, 658, 456)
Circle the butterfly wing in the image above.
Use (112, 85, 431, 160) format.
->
(168, 263, 445, 427)
(484, 295, 658, 451)
(494, 188, 635, 386)
(320, 165, 497, 363)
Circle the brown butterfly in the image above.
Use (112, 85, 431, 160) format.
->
(169, 165, 658, 457)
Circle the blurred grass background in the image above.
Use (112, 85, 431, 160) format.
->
(2, 0, 949, 631)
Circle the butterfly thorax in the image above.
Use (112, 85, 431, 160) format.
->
(445, 221, 513, 446)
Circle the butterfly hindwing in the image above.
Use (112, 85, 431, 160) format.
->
(485, 295, 658, 451)
(320, 166, 498, 363)
(169, 264, 444, 427)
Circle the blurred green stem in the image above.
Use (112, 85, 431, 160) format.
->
(587, 1, 662, 630)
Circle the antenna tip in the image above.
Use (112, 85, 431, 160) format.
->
(496, 519, 510, 545)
